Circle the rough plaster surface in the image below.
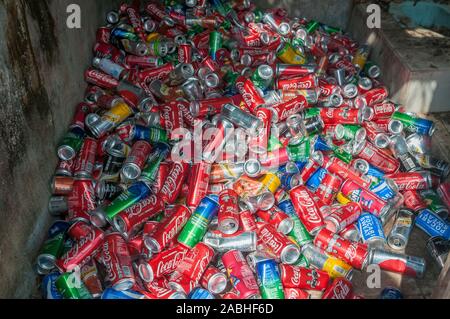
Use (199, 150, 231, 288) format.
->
(0, 0, 121, 298)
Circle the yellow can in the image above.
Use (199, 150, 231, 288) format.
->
(353, 45, 369, 71)
(146, 32, 160, 43)
(259, 173, 281, 194)
(323, 256, 353, 279)
(103, 102, 133, 125)
(336, 192, 351, 205)
(276, 43, 306, 65)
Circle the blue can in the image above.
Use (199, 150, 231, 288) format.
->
(415, 209, 450, 240)
(188, 288, 215, 300)
(278, 199, 297, 216)
(280, 174, 302, 190)
(128, 181, 152, 200)
(366, 164, 386, 179)
(412, 118, 435, 136)
(305, 167, 327, 192)
(357, 213, 386, 246)
(101, 288, 145, 300)
(370, 179, 397, 200)
(41, 272, 63, 300)
(314, 136, 332, 152)
(256, 259, 285, 299)
(380, 287, 403, 299)
(48, 221, 71, 239)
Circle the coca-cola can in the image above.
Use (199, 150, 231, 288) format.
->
(221, 250, 260, 299)
(218, 189, 241, 235)
(279, 264, 330, 291)
(321, 278, 353, 299)
(290, 186, 325, 235)
(314, 228, 369, 270)
(256, 223, 301, 264)
(144, 205, 192, 253)
(316, 174, 343, 206)
(138, 244, 189, 283)
(387, 171, 433, 191)
(256, 207, 293, 235)
(284, 288, 310, 299)
(121, 141, 152, 181)
(186, 162, 212, 209)
(74, 138, 98, 178)
(403, 190, 428, 212)
(99, 233, 136, 291)
(159, 162, 190, 205)
(200, 265, 228, 295)
(324, 202, 362, 234)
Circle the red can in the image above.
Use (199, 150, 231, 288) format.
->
(145, 205, 192, 253)
(290, 186, 325, 235)
(186, 162, 212, 209)
(256, 223, 300, 264)
(314, 228, 369, 270)
(373, 118, 391, 132)
(96, 27, 111, 44)
(67, 220, 94, 241)
(169, 243, 215, 286)
(192, 97, 233, 118)
(200, 265, 228, 295)
(84, 68, 119, 89)
(55, 158, 75, 177)
(355, 86, 389, 108)
(324, 202, 362, 233)
(387, 171, 432, 191)
(323, 156, 372, 189)
(320, 108, 362, 125)
(152, 162, 170, 193)
(56, 227, 105, 272)
(114, 194, 164, 238)
(284, 288, 310, 299)
(139, 64, 175, 83)
(138, 244, 189, 283)
(93, 43, 123, 64)
(437, 182, 450, 210)
(74, 138, 98, 178)
(240, 210, 258, 232)
(121, 4, 146, 42)
(354, 140, 400, 174)
(340, 180, 388, 217)
(235, 76, 265, 113)
(318, 79, 340, 97)
(121, 140, 152, 181)
(403, 190, 428, 212)
(316, 174, 343, 206)
(71, 103, 91, 130)
(178, 44, 192, 64)
(142, 281, 186, 299)
(269, 95, 308, 123)
(249, 108, 272, 154)
(370, 101, 397, 119)
(159, 161, 190, 205)
(67, 178, 97, 220)
(322, 278, 354, 299)
(275, 74, 317, 91)
(222, 250, 260, 299)
(99, 233, 135, 291)
(257, 206, 293, 235)
(218, 189, 241, 235)
(280, 264, 330, 291)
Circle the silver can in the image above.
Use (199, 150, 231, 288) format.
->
(387, 209, 414, 250)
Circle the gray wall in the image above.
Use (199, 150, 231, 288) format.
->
(254, 0, 355, 31)
(0, 0, 121, 298)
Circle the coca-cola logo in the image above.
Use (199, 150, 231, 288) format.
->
(126, 8, 141, 29)
(162, 214, 189, 246)
(293, 190, 322, 224)
(146, 4, 165, 20)
(374, 103, 394, 114)
(291, 268, 300, 286)
(63, 230, 96, 266)
(332, 280, 351, 299)
(161, 164, 184, 197)
(156, 250, 186, 277)
(236, 82, 256, 107)
(260, 227, 282, 253)
(367, 90, 387, 104)
(344, 244, 358, 262)
(126, 195, 158, 218)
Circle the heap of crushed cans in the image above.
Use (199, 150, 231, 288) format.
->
(36, 0, 450, 300)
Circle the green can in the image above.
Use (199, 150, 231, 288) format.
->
(335, 124, 365, 142)
(292, 254, 310, 268)
(104, 182, 151, 221)
(209, 31, 223, 61)
(279, 200, 312, 247)
(306, 20, 320, 34)
(391, 111, 436, 136)
(178, 196, 220, 248)
(37, 232, 66, 270)
(287, 137, 311, 162)
(332, 145, 353, 164)
(322, 24, 343, 35)
(57, 128, 85, 161)
(304, 107, 320, 119)
(251, 65, 274, 90)
(267, 135, 283, 152)
(56, 273, 92, 300)
(420, 189, 449, 217)
(256, 260, 285, 299)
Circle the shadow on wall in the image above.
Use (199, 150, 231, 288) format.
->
(253, 0, 355, 30)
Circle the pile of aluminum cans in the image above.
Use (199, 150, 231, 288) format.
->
(36, 0, 450, 299)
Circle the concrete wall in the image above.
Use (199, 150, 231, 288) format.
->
(254, 0, 355, 31)
(0, 0, 122, 298)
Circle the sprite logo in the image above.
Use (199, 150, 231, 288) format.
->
(66, 266, 82, 289)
